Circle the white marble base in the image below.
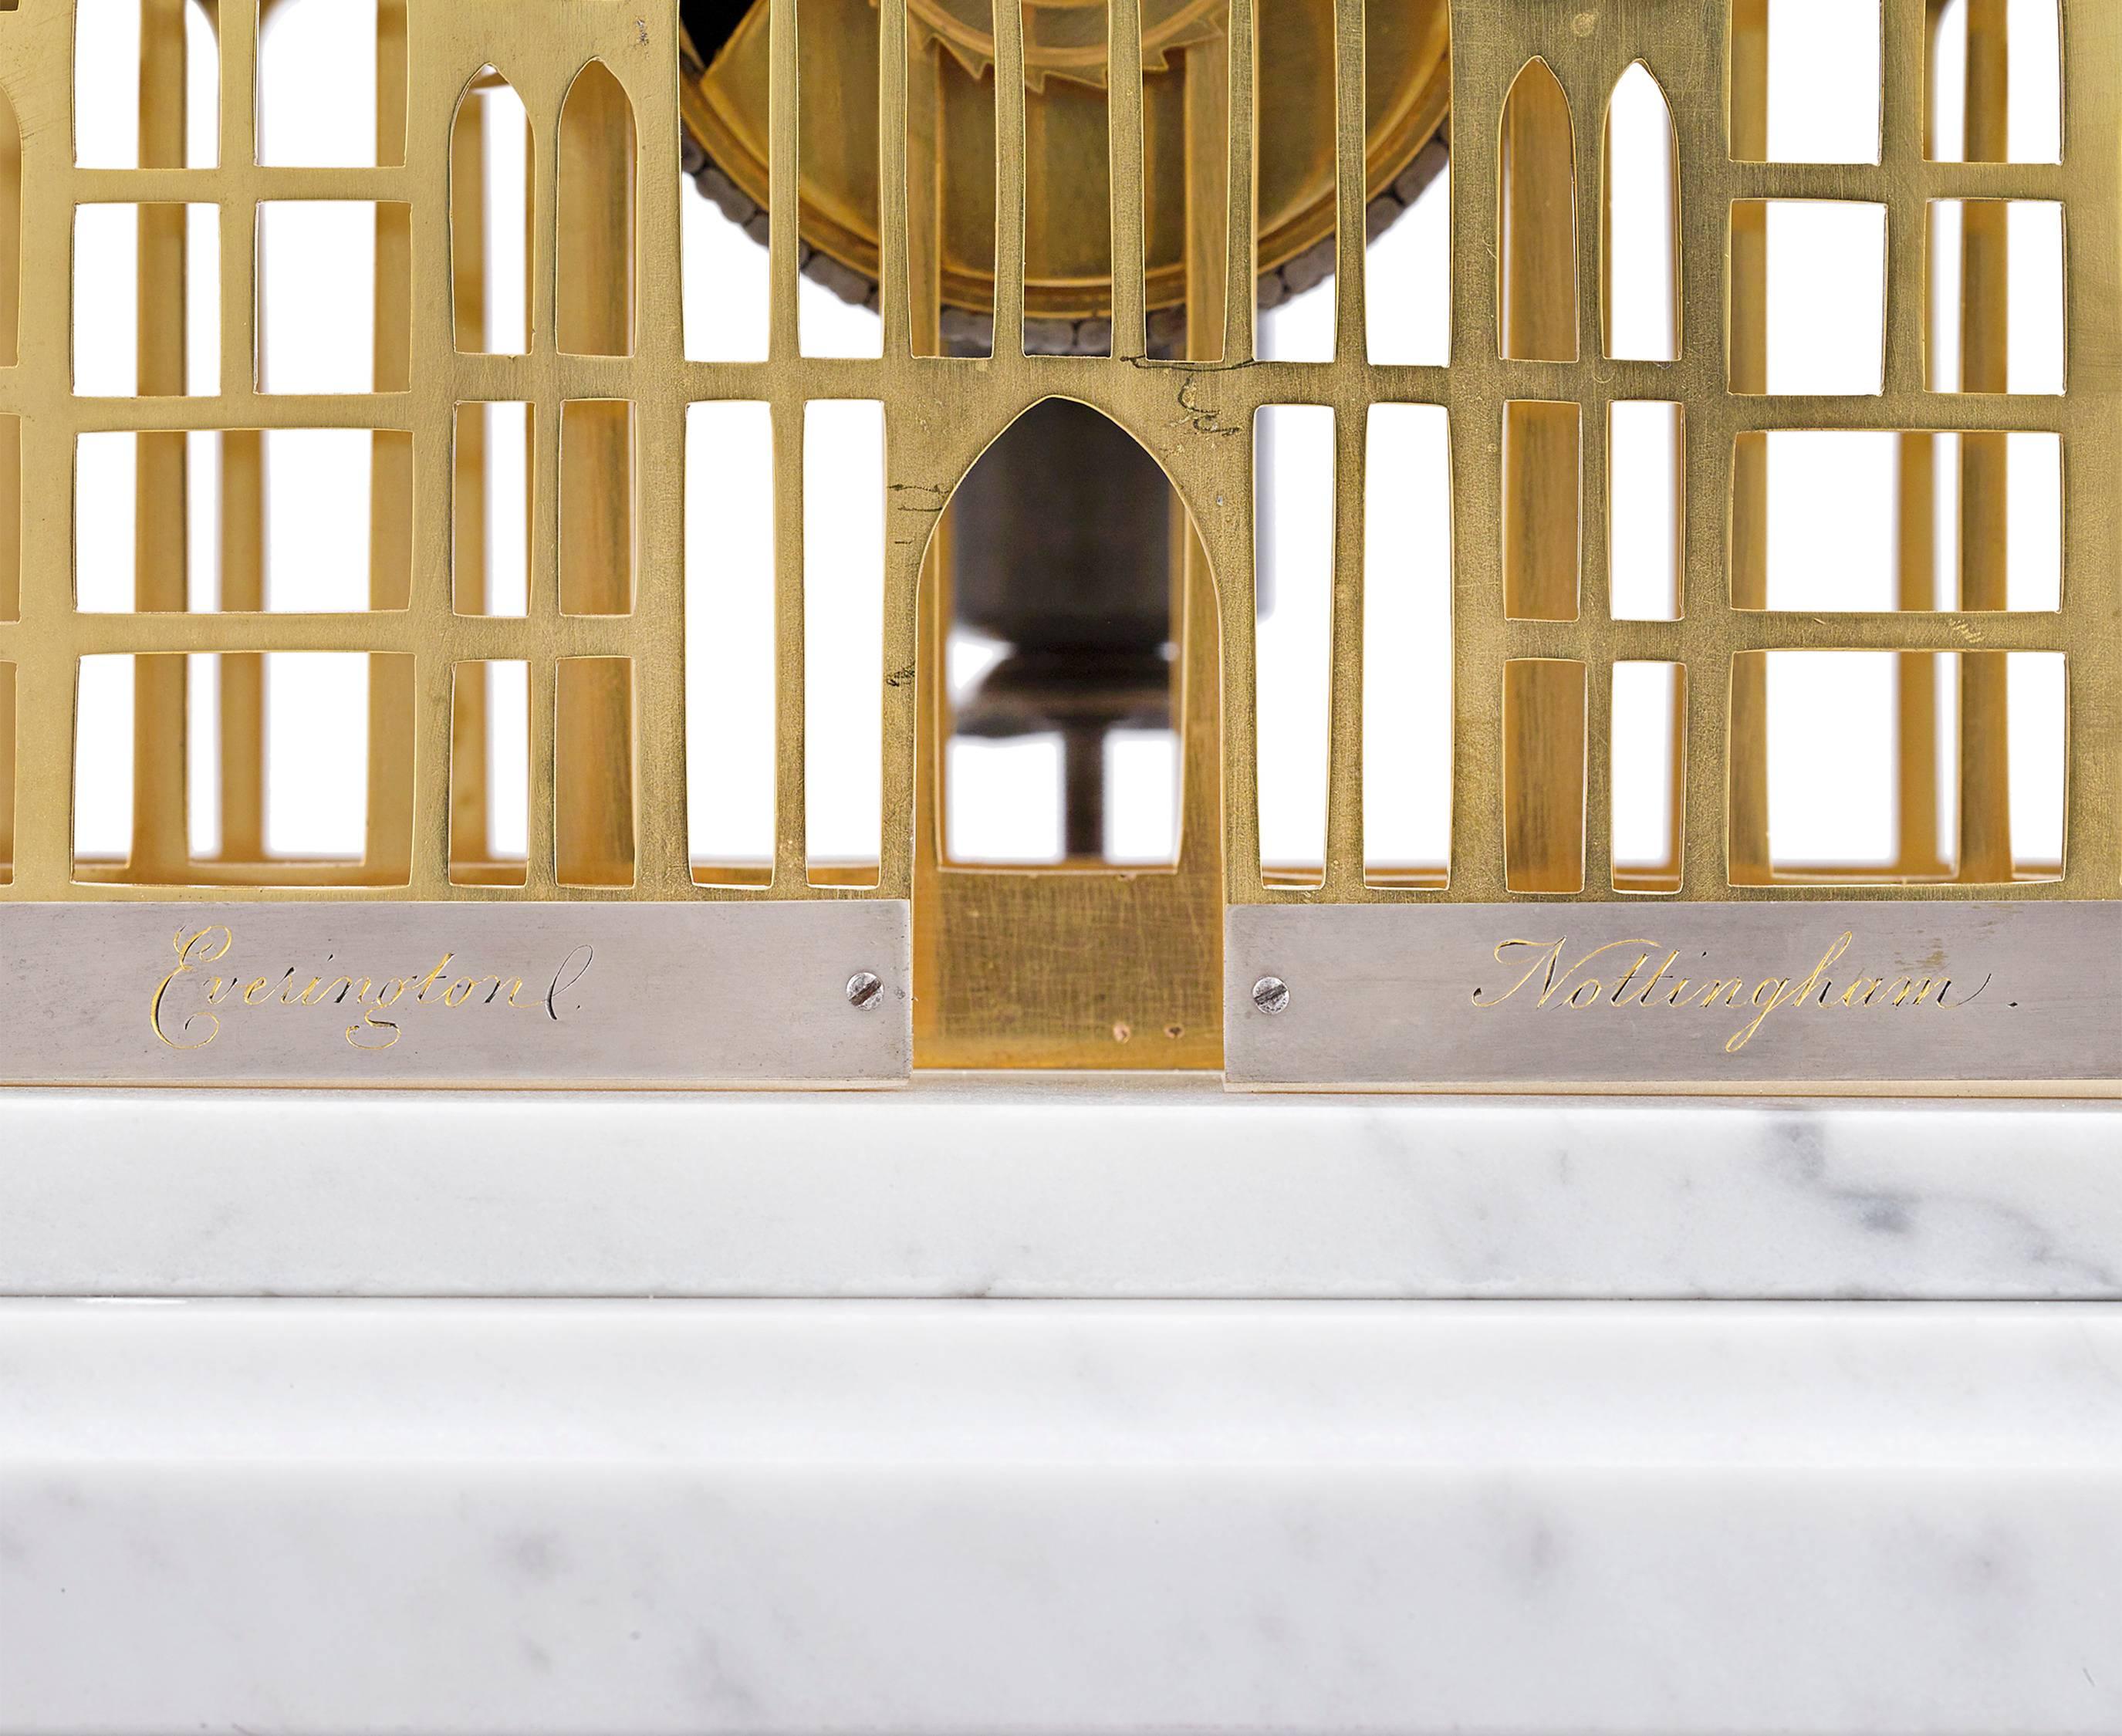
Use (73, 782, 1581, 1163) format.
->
(4, 1080, 2120, 1298)
(9, 1084, 2121, 1732)
(6, 1299, 2122, 1735)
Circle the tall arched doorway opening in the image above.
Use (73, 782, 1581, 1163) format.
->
(913, 397, 1223, 1070)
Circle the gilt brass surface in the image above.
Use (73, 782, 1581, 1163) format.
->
(681, 0, 1450, 320)
(903, 0, 1227, 90)
(0, 0, 2114, 1093)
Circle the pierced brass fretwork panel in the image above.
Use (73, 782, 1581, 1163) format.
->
(0, 0, 2113, 1090)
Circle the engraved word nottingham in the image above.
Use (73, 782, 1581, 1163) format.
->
(1472, 933, 1992, 1055)
(150, 926, 596, 1053)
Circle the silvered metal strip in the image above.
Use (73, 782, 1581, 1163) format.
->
(1226, 903, 2122, 1093)
(0, 901, 911, 1089)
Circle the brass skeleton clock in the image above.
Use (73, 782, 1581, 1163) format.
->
(0, 0, 2114, 1094)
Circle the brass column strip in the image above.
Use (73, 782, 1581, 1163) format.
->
(1322, 0, 1367, 894)
(1892, 432, 1944, 876)
(992, 0, 1028, 355)
(128, 0, 191, 883)
(1954, 0, 2012, 883)
(1219, 0, 1257, 367)
(447, 103, 493, 873)
(632, 19, 693, 899)
(1107, 0, 1147, 361)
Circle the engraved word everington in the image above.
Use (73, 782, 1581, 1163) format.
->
(150, 925, 596, 1053)
(1472, 931, 1992, 1055)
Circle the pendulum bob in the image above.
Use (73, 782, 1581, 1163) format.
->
(948, 399, 1175, 860)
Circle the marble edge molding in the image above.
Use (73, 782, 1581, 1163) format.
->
(6, 1297, 2122, 1736)
(2, 1086, 2119, 1300)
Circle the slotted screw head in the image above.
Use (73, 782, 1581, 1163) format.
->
(1252, 976, 1290, 1015)
(846, 971, 884, 1011)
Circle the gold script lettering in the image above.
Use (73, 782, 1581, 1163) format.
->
(1725, 934, 1853, 1052)
(1473, 930, 1983, 1055)
(147, 927, 594, 1055)
(151, 927, 235, 1050)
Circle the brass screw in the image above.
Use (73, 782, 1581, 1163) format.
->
(1252, 976, 1290, 1015)
(846, 971, 884, 1011)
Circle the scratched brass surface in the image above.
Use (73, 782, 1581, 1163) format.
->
(0, 0, 2115, 1094)
(911, 484, 1226, 1069)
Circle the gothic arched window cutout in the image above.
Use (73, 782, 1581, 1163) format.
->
(911, 394, 1226, 1069)
(1603, 62, 1679, 363)
(938, 399, 1189, 868)
(451, 67, 531, 356)
(1498, 56, 1578, 363)
(557, 60, 637, 357)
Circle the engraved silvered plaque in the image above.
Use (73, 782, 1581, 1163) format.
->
(0, 903, 912, 1088)
(1225, 904, 2122, 1093)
